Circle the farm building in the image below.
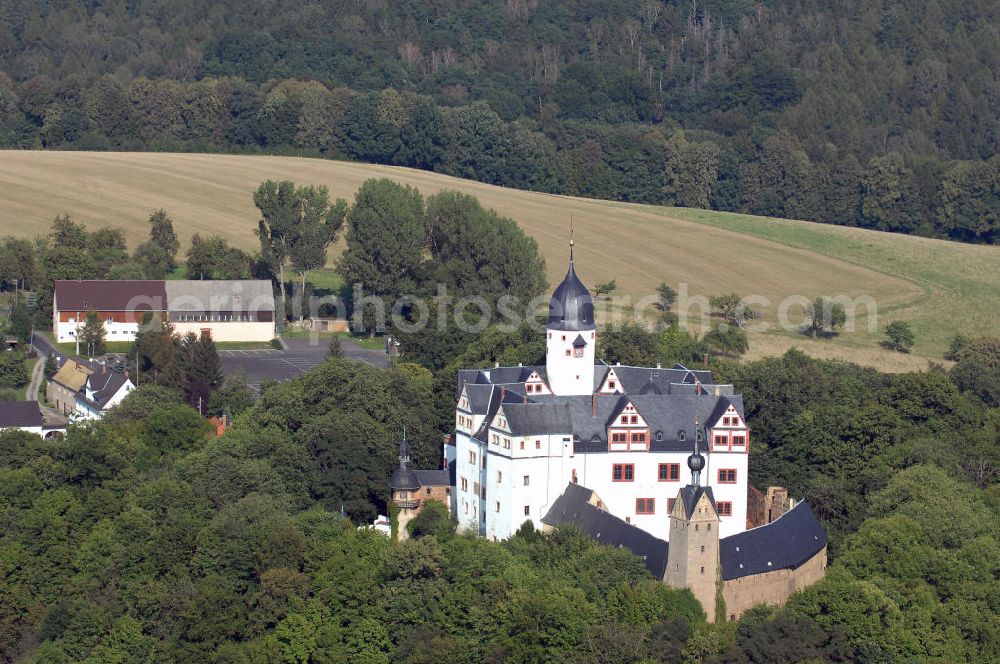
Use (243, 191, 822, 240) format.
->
(52, 280, 276, 343)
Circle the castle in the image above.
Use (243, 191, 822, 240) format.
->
(391, 241, 827, 620)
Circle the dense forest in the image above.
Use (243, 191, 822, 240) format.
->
(0, 0, 998, 242)
(2, 338, 998, 661)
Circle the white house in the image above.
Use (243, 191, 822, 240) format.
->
(73, 367, 134, 421)
(0, 401, 45, 435)
(452, 243, 750, 542)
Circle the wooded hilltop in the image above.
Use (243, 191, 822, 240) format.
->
(0, 0, 997, 242)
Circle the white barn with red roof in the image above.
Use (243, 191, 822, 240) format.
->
(52, 280, 276, 344)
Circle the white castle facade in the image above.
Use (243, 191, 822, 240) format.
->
(451, 248, 750, 542)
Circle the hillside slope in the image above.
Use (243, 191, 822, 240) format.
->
(1, 150, 995, 366)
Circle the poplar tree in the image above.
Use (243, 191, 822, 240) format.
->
(255, 180, 347, 323)
(79, 310, 107, 357)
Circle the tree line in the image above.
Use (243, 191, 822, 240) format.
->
(0, 213, 255, 311)
(0, 1, 997, 242)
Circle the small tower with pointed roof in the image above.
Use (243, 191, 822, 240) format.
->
(389, 434, 421, 540)
(665, 417, 722, 620)
(546, 231, 596, 395)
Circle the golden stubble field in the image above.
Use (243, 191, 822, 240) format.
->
(1, 150, 996, 370)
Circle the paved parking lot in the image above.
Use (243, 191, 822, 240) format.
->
(220, 337, 390, 390)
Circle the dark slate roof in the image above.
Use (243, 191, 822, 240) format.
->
(413, 468, 451, 486)
(54, 280, 167, 312)
(706, 396, 738, 426)
(390, 465, 420, 491)
(720, 502, 827, 580)
(455, 365, 547, 401)
(80, 369, 131, 410)
(548, 260, 596, 331)
(600, 365, 716, 395)
(457, 362, 731, 401)
(572, 334, 587, 347)
(676, 485, 716, 519)
(520, 393, 744, 451)
(0, 401, 44, 428)
(463, 383, 495, 414)
(545, 486, 827, 582)
(471, 385, 528, 442)
(542, 483, 669, 578)
(501, 401, 573, 435)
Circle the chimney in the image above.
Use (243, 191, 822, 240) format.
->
(656, 363, 661, 369)
(703, 353, 709, 368)
(592, 394, 597, 416)
(495, 361, 500, 368)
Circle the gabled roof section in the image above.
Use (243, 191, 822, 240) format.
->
(454, 365, 547, 400)
(545, 488, 827, 582)
(164, 280, 275, 312)
(501, 401, 573, 436)
(51, 357, 92, 391)
(412, 468, 451, 486)
(719, 502, 827, 580)
(81, 369, 132, 410)
(543, 483, 669, 578)
(572, 334, 587, 347)
(600, 365, 715, 395)
(593, 365, 610, 392)
(707, 396, 740, 427)
(604, 395, 634, 428)
(54, 280, 167, 312)
(0, 401, 44, 428)
(675, 485, 717, 520)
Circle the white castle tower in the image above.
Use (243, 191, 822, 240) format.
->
(545, 238, 596, 395)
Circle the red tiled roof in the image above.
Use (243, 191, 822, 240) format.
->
(54, 280, 167, 312)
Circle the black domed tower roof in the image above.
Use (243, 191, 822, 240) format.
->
(389, 435, 420, 492)
(548, 241, 595, 331)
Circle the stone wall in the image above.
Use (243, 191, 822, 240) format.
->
(46, 381, 77, 415)
(721, 545, 827, 621)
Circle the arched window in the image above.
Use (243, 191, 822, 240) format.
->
(678, 429, 687, 442)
